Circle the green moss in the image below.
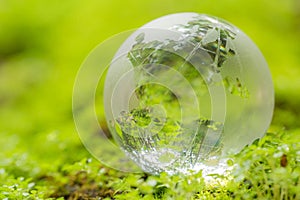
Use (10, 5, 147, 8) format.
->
(0, 0, 299, 199)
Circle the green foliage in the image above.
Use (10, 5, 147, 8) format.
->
(2, 131, 299, 199)
(0, 0, 299, 199)
(0, 176, 50, 200)
(228, 131, 300, 199)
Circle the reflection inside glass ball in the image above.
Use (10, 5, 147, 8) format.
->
(104, 13, 274, 175)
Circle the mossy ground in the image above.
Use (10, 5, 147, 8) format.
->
(0, 0, 299, 199)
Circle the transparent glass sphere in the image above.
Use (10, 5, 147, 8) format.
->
(104, 13, 274, 175)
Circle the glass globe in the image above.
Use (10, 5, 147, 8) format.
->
(104, 13, 274, 175)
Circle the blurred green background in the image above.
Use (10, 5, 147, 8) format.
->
(0, 0, 299, 190)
